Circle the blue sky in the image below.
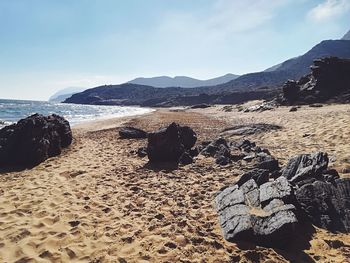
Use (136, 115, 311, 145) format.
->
(0, 0, 349, 100)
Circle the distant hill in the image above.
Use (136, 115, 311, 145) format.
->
(214, 39, 350, 92)
(64, 30, 350, 106)
(49, 87, 86, 102)
(127, 74, 239, 88)
(343, 30, 350, 40)
(64, 83, 276, 107)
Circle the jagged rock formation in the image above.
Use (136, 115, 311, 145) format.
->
(147, 123, 197, 164)
(215, 176, 298, 247)
(216, 149, 350, 247)
(0, 114, 72, 168)
(282, 152, 350, 232)
(280, 57, 350, 104)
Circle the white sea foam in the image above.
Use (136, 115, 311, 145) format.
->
(0, 99, 154, 128)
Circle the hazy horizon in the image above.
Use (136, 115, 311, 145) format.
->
(0, 0, 349, 100)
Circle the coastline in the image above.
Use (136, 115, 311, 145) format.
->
(0, 104, 349, 262)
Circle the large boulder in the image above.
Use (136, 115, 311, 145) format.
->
(0, 114, 72, 167)
(215, 176, 298, 247)
(147, 122, 197, 163)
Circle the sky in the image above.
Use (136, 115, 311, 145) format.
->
(0, 0, 349, 100)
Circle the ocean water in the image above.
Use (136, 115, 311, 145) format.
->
(0, 99, 153, 128)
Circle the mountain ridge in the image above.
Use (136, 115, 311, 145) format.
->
(64, 30, 350, 106)
(127, 73, 239, 88)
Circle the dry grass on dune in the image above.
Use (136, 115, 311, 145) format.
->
(0, 107, 350, 263)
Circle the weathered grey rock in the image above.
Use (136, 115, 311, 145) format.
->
(296, 178, 350, 232)
(216, 185, 244, 211)
(201, 138, 229, 157)
(216, 175, 297, 246)
(282, 152, 328, 183)
(260, 177, 293, 205)
(119, 126, 147, 139)
(252, 207, 298, 245)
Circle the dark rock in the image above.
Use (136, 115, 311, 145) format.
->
(236, 169, 270, 187)
(282, 80, 299, 103)
(147, 122, 197, 163)
(0, 114, 72, 168)
(322, 169, 340, 182)
(190, 104, 211, 109)
(189, 147, 200, 157)
(253, 153, 279, 172)
(221, 123, 281, 136)
(137, 147, 147, 158)
(119, 126, 147, 139)
(179, 126, 197, 150)
(179, 152, 193, 165)
(295, 178, 350, 232)
(216, 155, 231, 166)
(201, 138, 229, 157)
(235, 140, 256, 153)
(289, 107, 298, 112)
(68, 220, 80, 227)
(281, 152, 328, 183)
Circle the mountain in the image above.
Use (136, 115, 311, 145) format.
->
(343, 30, 350, 40)
(49, 87, 86, 102)
(215, 39, 350, 92)
(127, 74, 239, 88)
(64, 30, 350, 106)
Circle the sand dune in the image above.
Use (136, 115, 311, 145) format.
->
(0, 105, 350, 262)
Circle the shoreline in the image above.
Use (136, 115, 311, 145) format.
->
(0, 104, 350, 262)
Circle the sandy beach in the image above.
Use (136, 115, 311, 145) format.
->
(1, 104, 350, 263)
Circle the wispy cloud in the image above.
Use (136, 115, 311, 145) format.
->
(152, 0, 292, 74)
(307, 0, 350, 22)
(159, 0, 290, 39)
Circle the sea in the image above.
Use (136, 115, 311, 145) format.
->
(0, 99, 153, 128)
